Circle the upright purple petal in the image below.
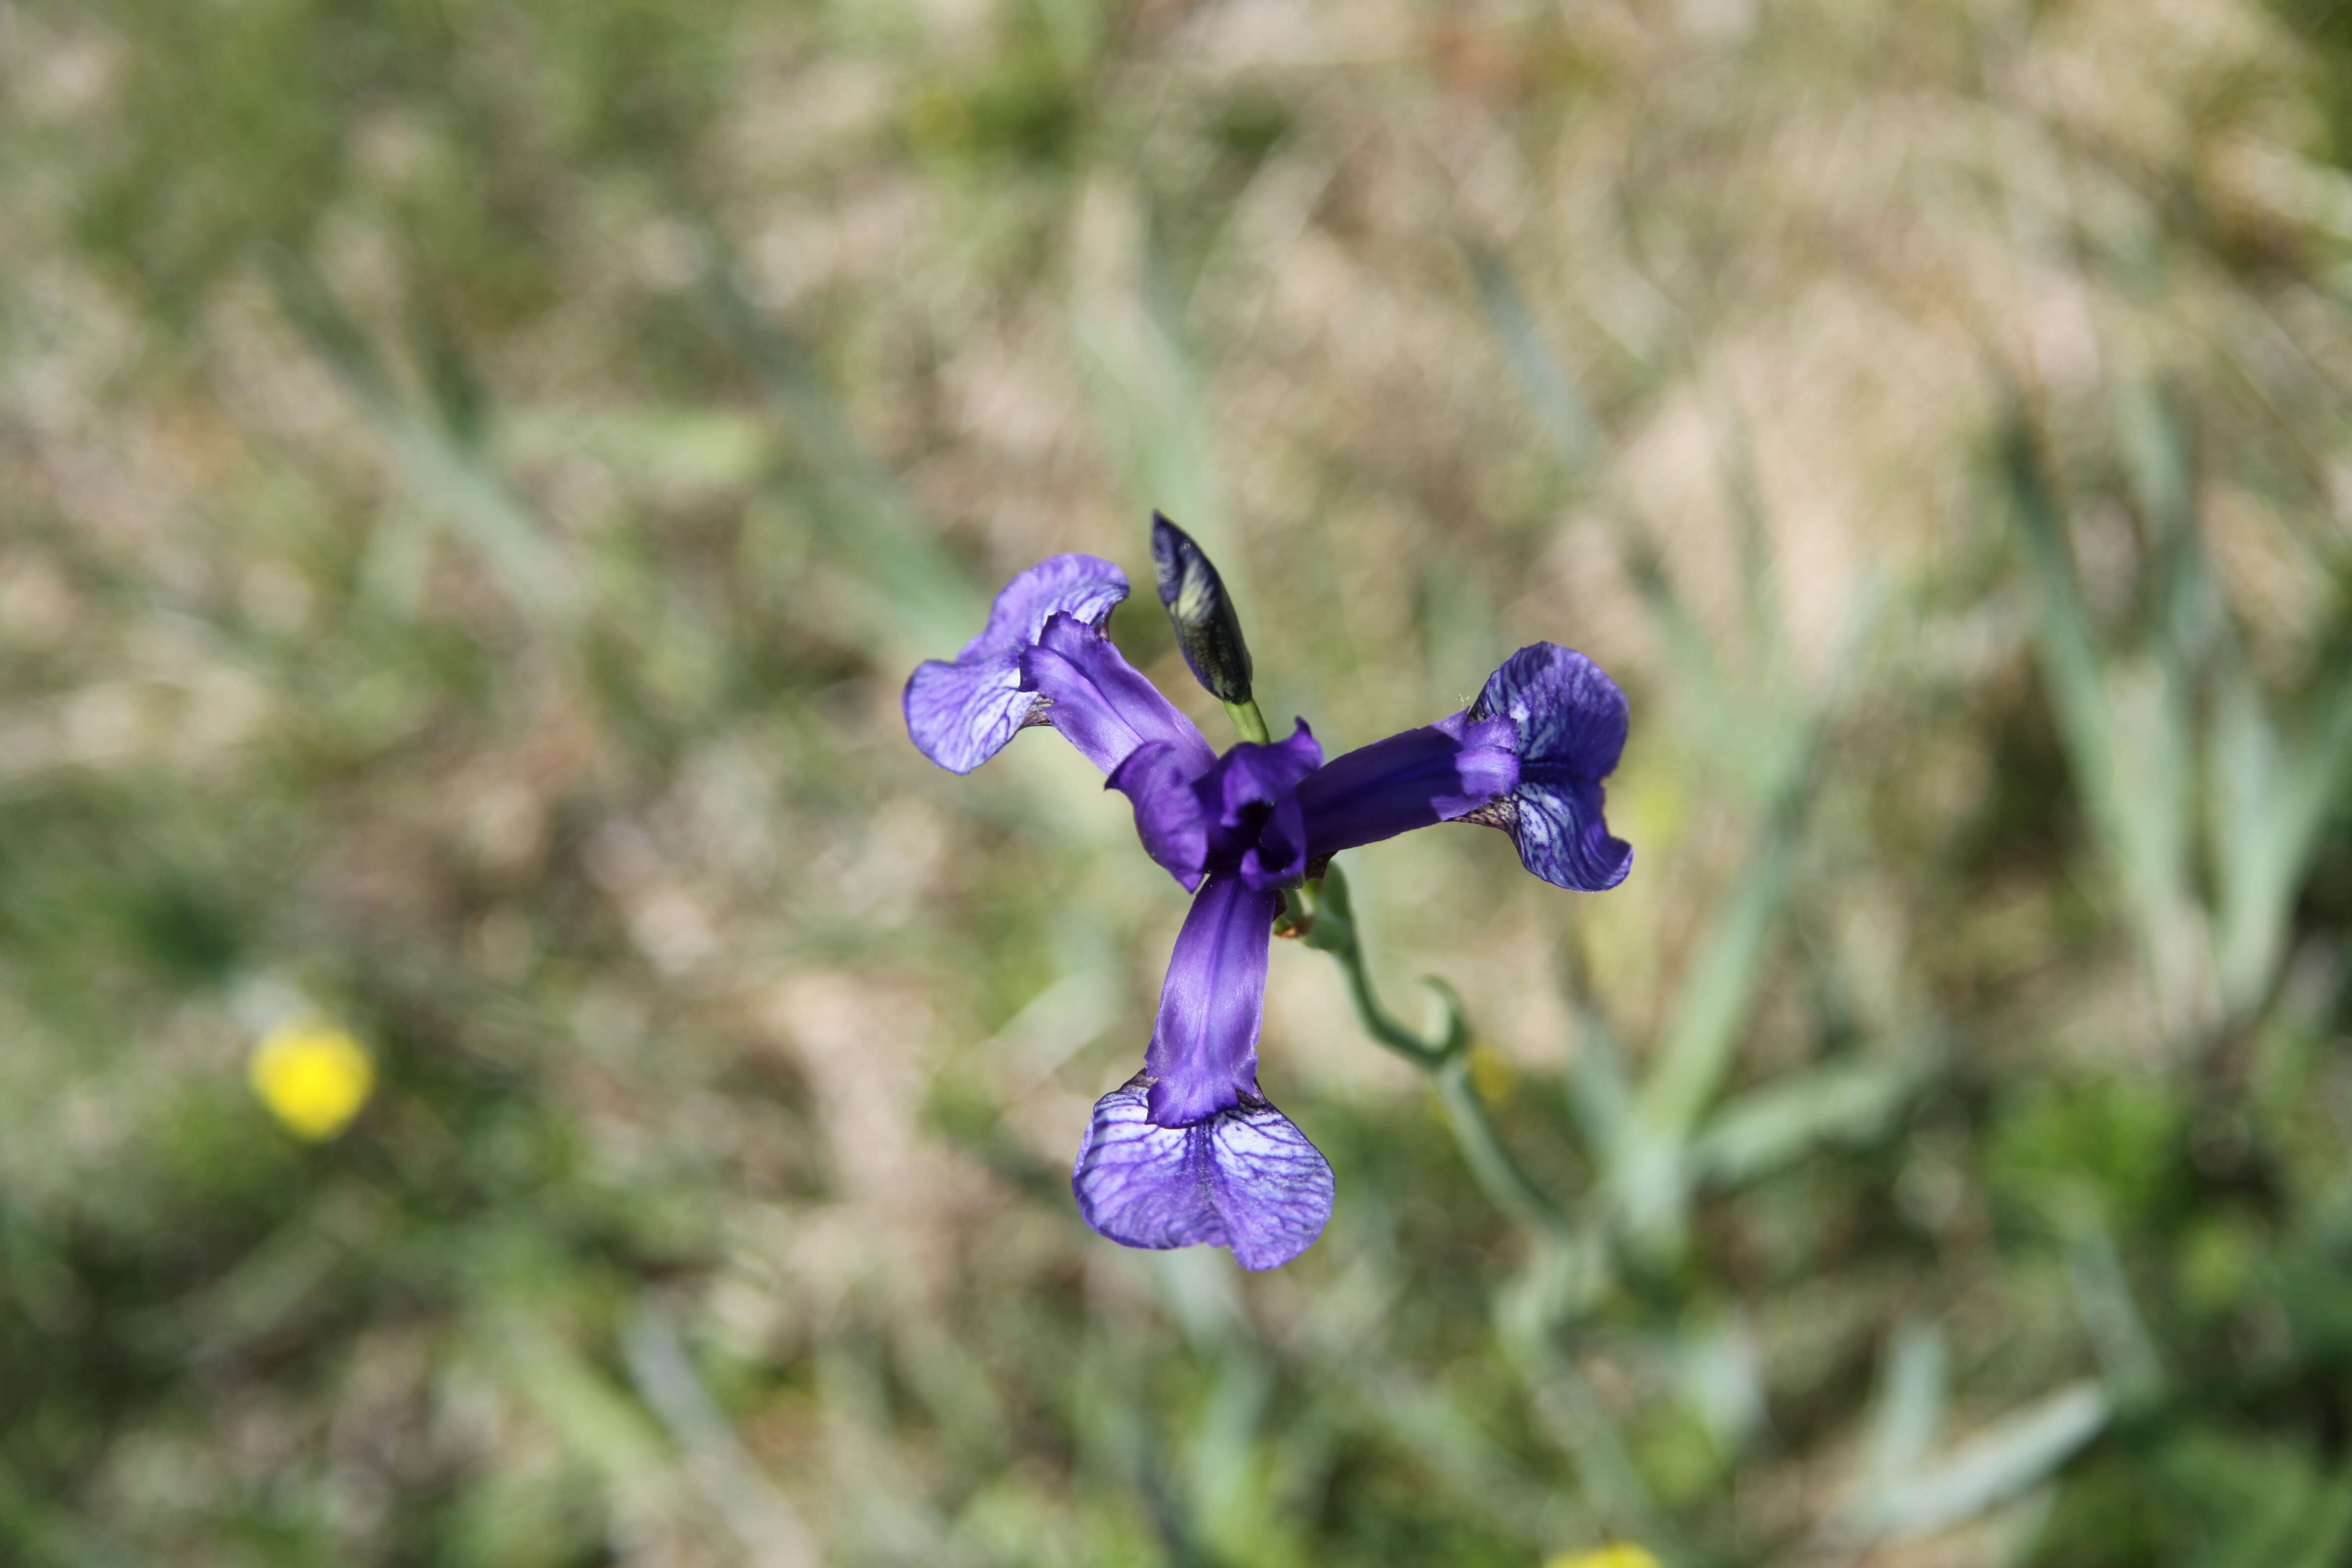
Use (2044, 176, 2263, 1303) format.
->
(966, 553, 1131, 662)
(1072, 1075, 1334, 1270)
(1297, 712, 1520, 860)
(1107, 723, 1322, 892)
(1143, 874, 1283, 1127)
(904, 554, 1128, 774)
(1471, 644, 1633, 891)
(1021, 615, 1217, 778)
(1206, 723, 1322, 889)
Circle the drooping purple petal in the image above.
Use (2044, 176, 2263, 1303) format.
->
(1470, 643, 1632, 891)
(1296, 712, 1520, 860)
(1021, 614, 1217, 778)
(904, 554, 1128, 774)
(1072, 1074, 1334, 1270)
(1143, 874, 1283, 1127)
(1106, 740, 1213, 890)
(1485, 775, 1628, 891)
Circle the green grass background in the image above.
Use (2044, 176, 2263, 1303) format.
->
(6, 0, 2352, 1562)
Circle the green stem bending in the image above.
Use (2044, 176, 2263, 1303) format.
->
(1306, 871, 1665, 1543)
(1432, 1054, 1568, 1236)
(1304, 862, 1566, 1235)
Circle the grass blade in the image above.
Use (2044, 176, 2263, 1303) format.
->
(265, 246, 573, 622)
(1850, 1381, 2108, 1541)
(1465, 241, 1600, 477)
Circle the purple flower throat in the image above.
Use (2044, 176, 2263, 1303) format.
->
(904, 518, 1631, 1270)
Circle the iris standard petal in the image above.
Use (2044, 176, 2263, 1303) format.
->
(1296, 712, 1520, 860)
(1206, 722, 1322, 888)
(903, 554, 1128, 774)
(1470, 644, 1632, 891)
(1143, 874, 1283, 1127)
(1237, 798, 1310, 889)
(1021, 614, 1217, 778)
(1209, 723, 1323, 826)
(1109, 724, 1323, 891)
(1072, 1075, 1335, 1270)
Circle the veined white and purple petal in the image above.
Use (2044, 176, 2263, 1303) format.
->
(1470, 643, 1632, 891)
(1072, 1075, 1334, 1270)
(1296, 712, 1520, 861)
(1022, 614, 1217, 778)
(1142, 874, 1284, 1128)
(904, 554, 1129, 774)
(1483, 774, 1628, 891)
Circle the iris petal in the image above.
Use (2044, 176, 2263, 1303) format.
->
(1143, 874, 1283, 1127)
(1021, 615, 1217, 778)
(1475, 642, 1628, 779)
(1209, 723, 1323, 828)
(903, 555, 1128, 774)
(1208, 723, 1322, 889)
(1296, 712, 1520, 860)
(1106, 740, 1212, 889)
(1498, 773, 1628, 891)
(1471, 643, 1632, 891)
(1072, 1075, 1334, 1270)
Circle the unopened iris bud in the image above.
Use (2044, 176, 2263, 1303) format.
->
(1150, 512, 1254, 705)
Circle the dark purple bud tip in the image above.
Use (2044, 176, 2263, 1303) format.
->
(1150, 512, 1255, 706)
(1072, 1074, 1334, 1270)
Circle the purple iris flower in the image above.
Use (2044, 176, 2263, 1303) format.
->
(905, 548, 1631, 1269)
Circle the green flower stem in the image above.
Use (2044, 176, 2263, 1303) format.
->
(1431, 1053, 1568, 1238)
(1224, 698, 1272, 744)
(1298, 863, 1660, 1540)
(1302, 862, 1566, 1236)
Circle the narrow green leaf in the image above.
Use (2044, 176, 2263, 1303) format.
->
(1853, 1381, 2108, 1541)
(1464, 241, 1599, 475)
(1687, 1048, 1932, 1191)
(1071, 188, 1225, 571)
(2061, 1210, 2164, 1404)
(2006, 421, 2206, 1028)
(2211, 648, 2352, 1016)
(621, 1303, 818, 1567)
(1858, 1320, 1948, 1502)
(695, 243, 981, 647)
(265, 246, 572, 620)
(1631, 819, 1790, 1150)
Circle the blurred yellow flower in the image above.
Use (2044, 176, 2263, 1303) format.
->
(1469, 1041, 1519, 1106)
(248, 1019, 375, 1141)
(1545, 1546, 1663, 1568)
